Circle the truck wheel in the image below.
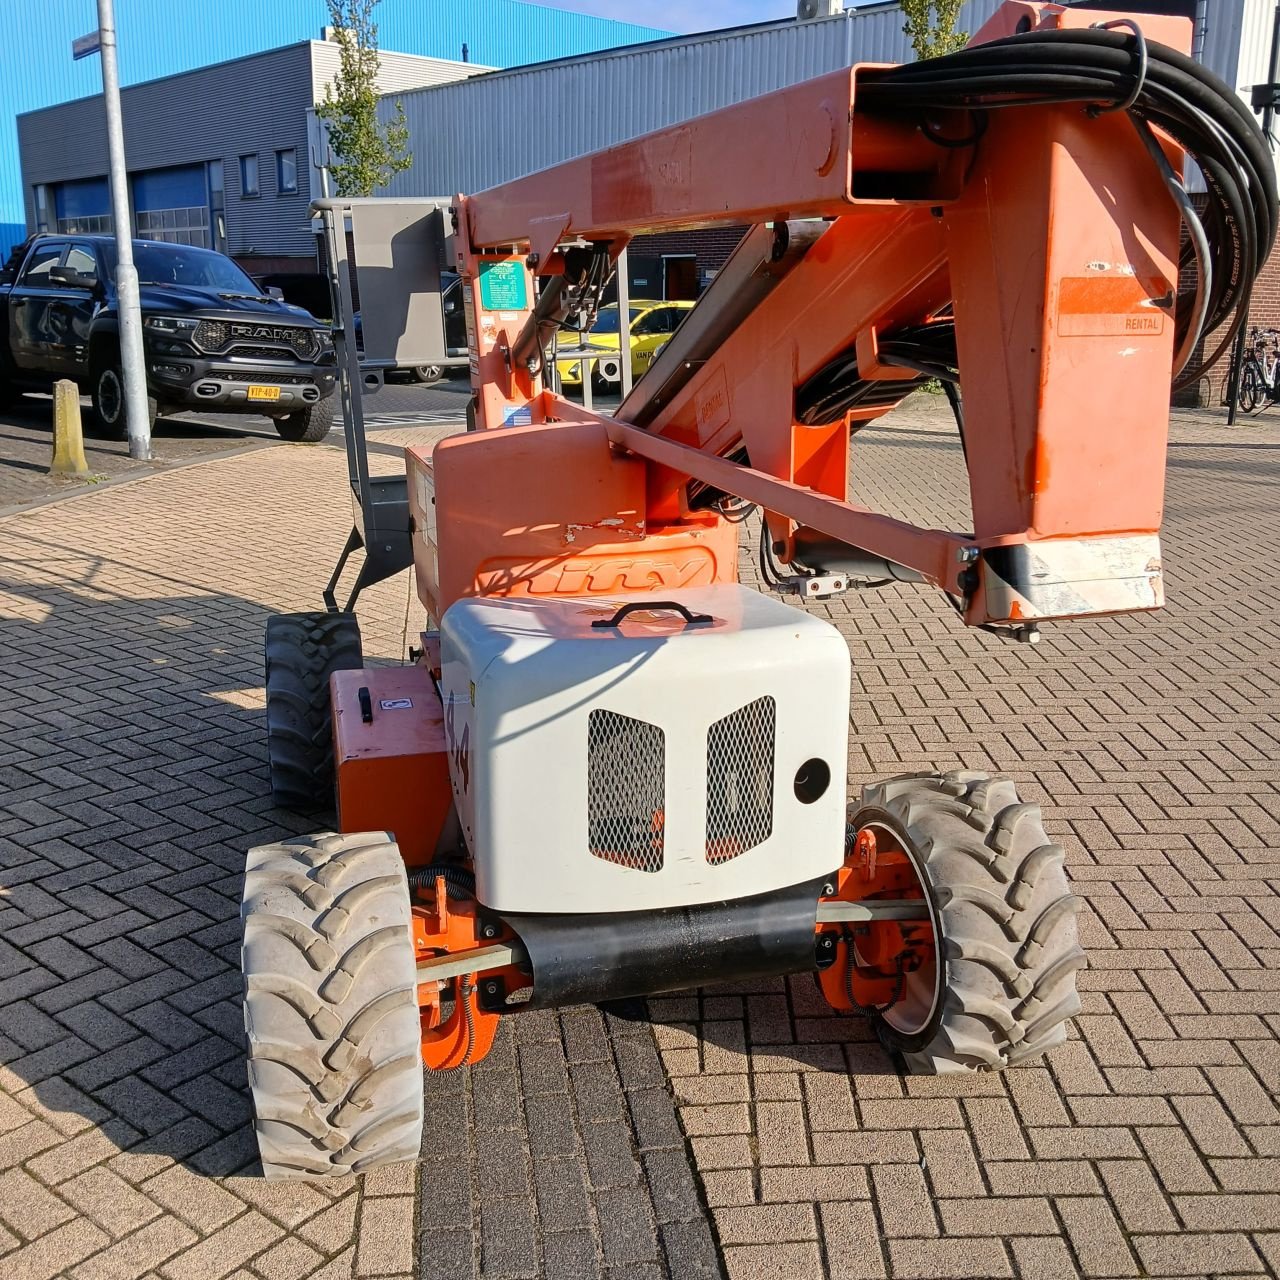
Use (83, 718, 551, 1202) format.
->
(91, 357, 156, 441)
(265, 612, 362, 810)
(241, 831, 425, 1179)
(850, 772, 1084, 1074)
(411, 365, 442, 384)
(274, 398, 334, 443)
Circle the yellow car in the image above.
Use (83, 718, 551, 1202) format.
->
(555, 299, 694, 390)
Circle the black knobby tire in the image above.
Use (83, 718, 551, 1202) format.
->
(275, 397, 335, 443)
(1239, 363, 1263, 414)
(90, 356, 157, 441)
(854, 771, 1084, 1074)
(241, 831, 425, 1179)
(264, 612, 362, 810)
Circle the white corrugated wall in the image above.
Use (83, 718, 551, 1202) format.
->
(309, 43, 491, 98)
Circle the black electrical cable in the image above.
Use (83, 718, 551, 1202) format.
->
(795, 321, 958, 426)
(855, 28, 1276, 389)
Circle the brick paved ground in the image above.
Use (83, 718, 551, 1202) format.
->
(662, 400, 1280, 1279)
(0, 397, 1275, 1278)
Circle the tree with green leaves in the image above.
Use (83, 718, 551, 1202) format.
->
(315, 0, 412, 197)
(901, 0, 968, 60)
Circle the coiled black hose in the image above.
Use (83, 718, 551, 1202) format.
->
(855, 28, 1276, 389)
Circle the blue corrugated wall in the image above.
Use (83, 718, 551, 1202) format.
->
(0, 0, 669, 257)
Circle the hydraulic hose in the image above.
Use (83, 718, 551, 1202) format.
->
(855, 28, 1277, 389)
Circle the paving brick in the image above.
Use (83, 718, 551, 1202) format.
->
(353, 1195, 415, 1277)
(1096, 1160, 1179, 1232)
(1055, 1196, 1140, 1277)
(540, 1230, 601, 1280)
(800, 1071, 858, 1131)
(533, 1157, 593, 1235)
(582, 1120, 642, 1189)
(714, 1203, 818, 1245)
(888, 1237, 1013, 1279)
(985, 1161, 1101, 1196)
(758, 1165, 870, 1202)
(1010, 1235, 1083, 1280)
(723, 1241, 824, 1279)
(1133, 1232, 1266, 1276)
(871, 1164, 938, 1238)
(1174, 1192, 1280, 1231)
(642, 1149, 706, 1225)
(938, 1196, 1057, 1236)
(659, 1219, 722, 1280)
(753, 1102, 809, 1166)
(595, 1186, 658, 1267)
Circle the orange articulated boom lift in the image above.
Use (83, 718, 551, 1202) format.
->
(240, 1, 1275, 1178)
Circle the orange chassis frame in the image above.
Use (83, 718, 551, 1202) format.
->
(386, 1, 1190, 1067)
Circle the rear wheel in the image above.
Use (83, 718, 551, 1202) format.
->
(1240, 363, 1263, 414)
(274, 398, 334, 443)
(828, 771, 1083, 1074)
(411, 365, 442, 384)
(90, 356, 156, 440)
(241, 831, 425, 1180)
(264, 612, 362, 810)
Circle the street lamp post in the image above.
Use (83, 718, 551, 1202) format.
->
(89, 0, 151, 460)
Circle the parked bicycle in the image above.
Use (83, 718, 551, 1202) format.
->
(1223, 326, 1280, 413)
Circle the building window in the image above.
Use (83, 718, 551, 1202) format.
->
(276, 149, 297, 195)
(33, 185, 52, 233)
(240, 153, 259, 198)
(56, 213, 112, 234)
(135, 206, 211, 247)
(208, 160, 226, 252)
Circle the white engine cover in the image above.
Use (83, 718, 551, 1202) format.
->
(439, 585, 851, 914)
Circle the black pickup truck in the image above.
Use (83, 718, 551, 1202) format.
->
(0, 234, 337, 442)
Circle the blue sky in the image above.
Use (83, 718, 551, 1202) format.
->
(544, 0, 797, 34)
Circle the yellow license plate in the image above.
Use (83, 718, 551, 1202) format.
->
(247, 385, 281, 402)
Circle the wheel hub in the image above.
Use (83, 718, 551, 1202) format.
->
(817, 819, 940, 1035)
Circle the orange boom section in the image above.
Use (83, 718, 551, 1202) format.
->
(444, 1, 1246, 629)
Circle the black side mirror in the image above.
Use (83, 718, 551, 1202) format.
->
(49, 265, 96, 290)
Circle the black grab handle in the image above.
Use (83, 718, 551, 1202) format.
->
(592, 600, 714, 629)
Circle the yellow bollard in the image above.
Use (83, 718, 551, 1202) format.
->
(50, 379, 90, 477)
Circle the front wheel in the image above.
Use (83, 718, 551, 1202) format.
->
(91, 358, 156, 440)
(411, 364, 442, 384)
(241, 832, 425, 1179)
(274, 397, 334, 443)
(825, 771, 1083, 1074)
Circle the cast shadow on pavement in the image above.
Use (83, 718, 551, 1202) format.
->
(0, 542, 320, 1182)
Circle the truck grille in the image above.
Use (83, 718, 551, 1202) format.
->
(194, 320, 317, 359)
(587, 710, 665, 873)
(706, 696, 776, 864)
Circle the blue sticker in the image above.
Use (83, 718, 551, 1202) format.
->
(503, 405, 533, 427)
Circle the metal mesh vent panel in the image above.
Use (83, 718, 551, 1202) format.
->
(588, 710, 665, 872)
(706, 696, 776, 864)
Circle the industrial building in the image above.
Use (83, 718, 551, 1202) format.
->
(1, 0, 667, 260)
